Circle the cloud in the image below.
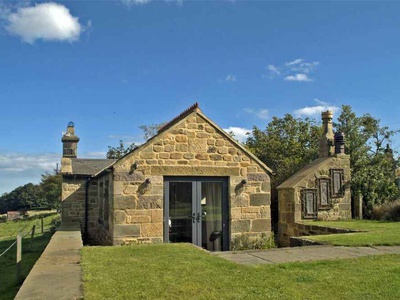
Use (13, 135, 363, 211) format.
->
(0, 152, 59, 173)
(294, 99, 339, 117)
(223, 126, 252, 143)
(225, 74, 236, 82)
(6, 2, 83, 44)
(267, 64, 280, 76)
(121, 0, 152, 5)
(244, 108, 269, 120)
(284, 74, 312, 82)
(0, 152, 60, 194)
(266, 58, 319, 82)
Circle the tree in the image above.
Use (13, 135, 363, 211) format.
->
(106, 140, 137, 159)
(246, 114, 321, 187)
(246, 114, 322, 227)
(139, 123, 166, 141)
(0, 170, 61, 214)
(0, 183, 41, 213)
(334, 105, 399, 217)
(39, 172, 62, 210)
(106, 122, 165, 159)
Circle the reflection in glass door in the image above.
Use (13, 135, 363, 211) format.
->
(164, 177, 228, 251)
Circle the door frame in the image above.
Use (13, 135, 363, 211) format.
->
(163, 176, 229, 251)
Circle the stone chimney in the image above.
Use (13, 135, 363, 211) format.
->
(318, 111, 334, 158)
(62, 121, 80, 158)
(334, 132, 345, 154)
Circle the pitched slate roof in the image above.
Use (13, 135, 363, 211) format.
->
(70, 158, 117, 176)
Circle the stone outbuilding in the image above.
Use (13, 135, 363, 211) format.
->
(277, 111, 352, 246)
(61, 104, 273, 251)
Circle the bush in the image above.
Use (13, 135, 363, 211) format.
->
(231, 233, 275, 251)
(371, 200, 400, 221)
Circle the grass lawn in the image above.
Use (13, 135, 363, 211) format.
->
(82, 243, 400, 300)
(0, 214, 58, 300)
(302, 220, 400, 246)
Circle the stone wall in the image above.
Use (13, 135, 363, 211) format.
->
(61, 177, 86, 226)
(278, 154, 351, 246)
(111, 112, 271, 247)
(92, 174, 113, 245)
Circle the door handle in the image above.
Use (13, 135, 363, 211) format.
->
(188, 213, 196, 223)
(196, 212, 201, 223)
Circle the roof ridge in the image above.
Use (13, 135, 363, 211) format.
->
(157, 102, 200, 134)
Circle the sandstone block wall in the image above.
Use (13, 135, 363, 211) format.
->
(110, 113, 271, 247)
(61, 178, 86, 225)
(278, 154, 351, 246)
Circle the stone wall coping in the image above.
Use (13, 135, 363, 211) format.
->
(15, 222, 83, 300)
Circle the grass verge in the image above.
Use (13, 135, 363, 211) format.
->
(0, 214, 58, 299)
(302, 220, 400, 246)
(82, 243, 400, 300)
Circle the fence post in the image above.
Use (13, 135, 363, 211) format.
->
(16, 234, 22, 283)
(41, 216, 44, 234)
(30, 225, 36, 251)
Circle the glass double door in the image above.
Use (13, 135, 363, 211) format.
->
(164, 177, 228, 251)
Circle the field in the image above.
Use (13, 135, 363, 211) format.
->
(0, 214, 58, 300)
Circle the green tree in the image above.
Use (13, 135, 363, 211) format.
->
(106, 140, 137, 159)
(107, 123, 165, 159)
(246, 114, 321, 187)
(246, 114, 322, 226)
(0, 170, 61, 213)
(0, 183, 41, 213)
(39, 172, 62, 210)
(139, 123, 166, 141)
(335, 105, 399, 217)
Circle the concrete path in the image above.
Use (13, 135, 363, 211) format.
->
(15, 222, 83, 300)
(213, 245, 400, 265)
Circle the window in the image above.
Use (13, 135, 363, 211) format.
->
(301, 189, 317, 219)
(331, 169, 344, 198)
(318, 178, 331, 209)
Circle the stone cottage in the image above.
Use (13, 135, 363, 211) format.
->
(61, 103, 273, 251)
(277, 111, 352, 246)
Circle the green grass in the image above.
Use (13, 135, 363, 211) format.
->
(0, 214, 58, 300)
(302, 220, 400, 246)
(82, 243, 400, 299)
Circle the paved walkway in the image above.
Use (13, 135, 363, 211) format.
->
(213, 245, 400, 265)
(15, 222, 83, 300)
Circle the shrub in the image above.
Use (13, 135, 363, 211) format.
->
(231, 233, 275, 251)
(371, 200, 400, 221)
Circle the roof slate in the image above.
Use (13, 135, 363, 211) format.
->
(70, 158, 117, 176)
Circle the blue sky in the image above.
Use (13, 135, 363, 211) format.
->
(1, 0, 400, 194)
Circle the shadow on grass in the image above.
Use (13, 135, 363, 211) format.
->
(0, 233, 52, 300)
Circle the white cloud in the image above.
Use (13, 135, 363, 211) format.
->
(0, 152, 59, 173)
(285, 58, 303, 66)
(0, 152, 60, 194)
(284, 73, 312, 82)
(6, 3, 83, 44)
(266, 58, 319, 82)
(294, 99, 339, 117)
(267, 64, 280, 76)
(225, 74, 237, 82)
(223, 126, 252, 143)
(244, 108, 269, 120)
(121, 0, 152, 5)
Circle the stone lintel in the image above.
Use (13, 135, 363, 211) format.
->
(150, 166, 240, 176)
